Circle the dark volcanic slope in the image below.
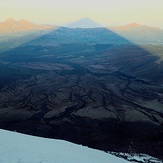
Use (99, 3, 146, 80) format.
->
(0, 68, 162, 158)
(0, 26, 163, 160)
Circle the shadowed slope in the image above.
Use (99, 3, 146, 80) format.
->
(1, 24, 163, 83)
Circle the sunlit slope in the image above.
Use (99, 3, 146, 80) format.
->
(0, 18, 53, 33)
(109, 23, 163, 45)
(0, 19, 55, 52)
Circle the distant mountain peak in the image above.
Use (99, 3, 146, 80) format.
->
(109, 23, 141, 30)
(64, 17, 103, 28)
(126, 23, 140, 28)
(19, 19, 28, 23)
(109, 23, 161, 31)
(5, 18, 16, 23)
(7, 18, 15, 21)
(79, 17, 96, 22)
(18, 19, 34, 26)
(0, 18, 54, 33)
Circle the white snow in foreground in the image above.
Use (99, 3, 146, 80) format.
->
(0, 129, 129, 163)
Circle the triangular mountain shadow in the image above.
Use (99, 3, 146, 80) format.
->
(1, 18, 163, 82)
(19, 17, 132, 46)
(63, 17, 103, 28)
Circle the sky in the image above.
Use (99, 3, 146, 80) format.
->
(0, 0, 163, 28)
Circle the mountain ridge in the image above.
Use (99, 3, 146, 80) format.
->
(109, 23, 161, 30)
(0, 18, 162, 33)
(0, 18, 54, 34)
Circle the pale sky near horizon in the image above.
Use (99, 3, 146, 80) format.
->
(0, 0, 163, 28)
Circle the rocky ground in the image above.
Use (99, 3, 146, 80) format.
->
(0, 65, 163, 159)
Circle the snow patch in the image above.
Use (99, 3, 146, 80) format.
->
(0, 129, 129, 163)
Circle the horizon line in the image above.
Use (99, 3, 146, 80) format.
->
(0, 17, 162, 30)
